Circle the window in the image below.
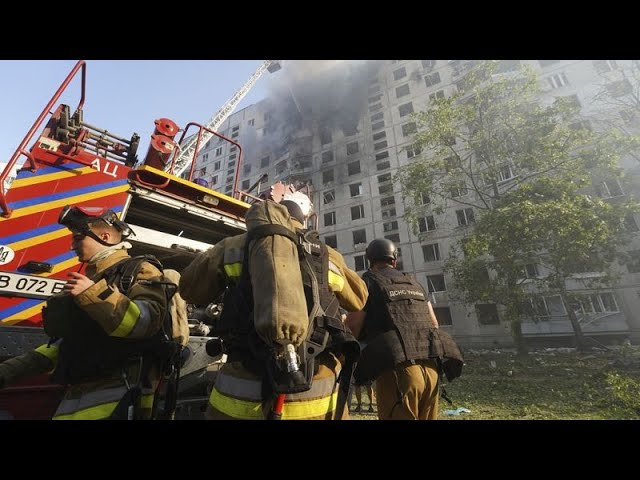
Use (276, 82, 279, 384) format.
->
(323, 190, 335, 204)
(433, 307, 452, 326)
(429, 90, 445, 102)
(424, 72, 441, 88)
(349, 183, 363, 197)
(321, 151, 334, 164)
(228, 156, 237, 165)
(210, 175, 218, 185)
(374, 141, 388, 151)
(497, 164, 515, 182)
(402, 122, 417, 137)
(418, 215, 436, 233)
(385, 233, 400, 243)
(419, 192, 430, 205)
(456, 208, 475, 226)
(382, 208, 396, 219)
(231, 132, 239, 139)
(241, 179, 251, 190)
(377, 161, 391, 171)
(547, 73, 569, 89)
(476, 304, 500, 325)
(372, 131, 386, 141)
(353, 229, 367, 245)
(379, 184, 393, 195)
(593, 60, 617, 74)
(369, 103, 383, 113)
(276, 160, 287, 175)
(422, 243, 441, 262)
(226, 176, 234, 183)
(444, 156, 461, 173)
(407, 145, 422, 158)
(355, 255, 366, 272)
(449, 182, 467, 198)
(393, 67, 407, 81)
(322, 169, 334, 184)
(524, 263, 539, 279)
(522, 296, 550, 321)
(422, 60, 436, 69)
(383, 221, 398, 232)
(426, 274, 446, 292)
(378, 173, 392, 183)
(320, 129, 332, 145)
(248, 119, 255, 127)
(348, 161, 361, 176)
(260, 156, 270, 168)
(346, 142, 359, 155)
(396, 84, 410, 98)
(202, 153, 209, 163)
(368, 84, 381, 95)
(243, 164, 252, 174)
(372, 121, 385, 131)
(576, 293, 619, 314)
(399, 102, 414, 117)
(215, 147, 223, 156)
(324, 211, 336, 226)
(596, 179, 624, 198)
(368, 94, 383, 103)
(371, 112, 384, 122)
(324, 235, 337, 249)
(380, 196, 395, 207)
(351, 205, 365, 220)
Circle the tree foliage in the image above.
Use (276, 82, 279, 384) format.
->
(396, 60, 639, 351)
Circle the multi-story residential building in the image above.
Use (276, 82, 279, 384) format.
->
(190, 60, 640, 348)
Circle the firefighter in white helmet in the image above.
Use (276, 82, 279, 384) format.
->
(180, 186, 368, 420)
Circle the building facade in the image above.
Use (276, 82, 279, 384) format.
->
(190, 60, 640, 348)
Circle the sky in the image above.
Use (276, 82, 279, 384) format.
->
(0, 60, 272, 175)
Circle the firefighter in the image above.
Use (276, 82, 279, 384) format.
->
(179, 190, 368, 420)
(0, 205, 169, 420)
(346, 238, 451, 420)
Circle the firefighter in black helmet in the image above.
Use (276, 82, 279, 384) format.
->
(346, 237, 462, 420)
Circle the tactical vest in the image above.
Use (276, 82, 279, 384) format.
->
(354, 268, 464, 384)
(42, 256, 178, 385)
(215, 226, 359, 393)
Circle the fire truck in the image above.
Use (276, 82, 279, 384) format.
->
(0, 60, 281, 419)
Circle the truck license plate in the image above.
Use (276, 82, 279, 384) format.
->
(0, 271, 66, 299)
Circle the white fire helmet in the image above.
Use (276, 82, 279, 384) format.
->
(282, 191, 313, 218)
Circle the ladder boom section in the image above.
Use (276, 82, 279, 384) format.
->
(173, 60, 278, 177)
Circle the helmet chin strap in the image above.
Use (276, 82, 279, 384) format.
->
(81, 228, 122, 247)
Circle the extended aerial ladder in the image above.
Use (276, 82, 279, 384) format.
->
(170, 60, 281, 178)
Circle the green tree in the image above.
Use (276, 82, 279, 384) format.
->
(397, 60, 638, 352)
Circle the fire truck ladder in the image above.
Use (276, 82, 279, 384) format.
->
(171, 60, 281, 178)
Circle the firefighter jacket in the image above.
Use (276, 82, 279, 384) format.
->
(0, 249, 168, 420)
(180, 221, 368, 420)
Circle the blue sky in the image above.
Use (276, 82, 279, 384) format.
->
(0, 60, 270, 174)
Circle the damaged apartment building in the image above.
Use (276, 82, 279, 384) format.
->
(189, 60, 640, 348)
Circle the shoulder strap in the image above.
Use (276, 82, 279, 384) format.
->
(119, 254, 163, 293)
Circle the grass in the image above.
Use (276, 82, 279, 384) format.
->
(349, 345, 640, 420)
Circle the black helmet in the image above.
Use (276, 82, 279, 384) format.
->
(58, 205, 133, 245)
(366, 238, 398, 262)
